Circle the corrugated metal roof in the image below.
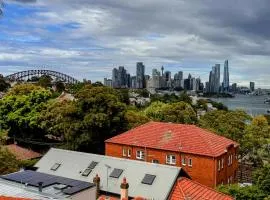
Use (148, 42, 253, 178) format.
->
(35, 148, 182, 200)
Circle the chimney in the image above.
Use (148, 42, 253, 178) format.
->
(120, 177, 129, 200)
(38, 182, 43, 192)
(93, 174, 101, 199)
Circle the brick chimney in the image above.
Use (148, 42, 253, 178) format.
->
(120, 177, 129, 200)
(93, 174, 101, 199)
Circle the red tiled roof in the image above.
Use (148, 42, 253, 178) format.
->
(169, 178, 233, 200)
(5, 144, 41, 161)
(106, 122, 238, 157)
(0, 196, 32, 200)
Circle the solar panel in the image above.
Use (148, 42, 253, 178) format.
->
(88, 161, 98, 169)
(81, 168, 92, 177)
(63, 182, 92, 195)
(109, 168, 123, 178)
(141, 174, 156, 185)
(2, 170, 95, 195)
(51, 163, 61, 171)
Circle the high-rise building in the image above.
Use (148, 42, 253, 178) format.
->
(223, 60, 229, 92)
(232, 83, 237, 93)
(131, 76, 137, 88)
(208, 64, 220, 93)
(112, 66, 129, 88)
(147, 68, 161, 90)
(214, 64, 220, 93)
(174, 71, 183, 88)
(136, 62, 145, 88)
(250, 82, 255, 92)
(104, 78, 112, 87)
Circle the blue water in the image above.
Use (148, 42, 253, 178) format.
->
(211, 94, 270, 116)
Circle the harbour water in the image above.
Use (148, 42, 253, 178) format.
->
(211, 94, 270, 116)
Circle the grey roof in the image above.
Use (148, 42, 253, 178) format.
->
(0, 178, 69, 199)
(35, 148, 183, 200)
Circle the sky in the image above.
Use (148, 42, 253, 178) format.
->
(1, 0, 270, 88)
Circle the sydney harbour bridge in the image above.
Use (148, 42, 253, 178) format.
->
(4, 69, 80, 84)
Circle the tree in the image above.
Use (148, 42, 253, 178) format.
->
(40, 85, 127, 153)
(0, 84, 53, 139)
(6, 83, 43, 96)
(124, 110, 150, 129)
(144, 101, 197, 124)
(38, 75, 52, 88)
(0, 146, 20, 175)
(54, 81, 65, 92)
(218, 184, 267, 200)
(179, 91, 192, 105)
(253, 164, 270, 195)
(0, 76, 10, 92)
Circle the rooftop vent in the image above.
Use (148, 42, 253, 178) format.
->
(50, 163, 61, 171)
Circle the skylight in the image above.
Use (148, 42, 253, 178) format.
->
(88, 161, 98, 169)
(51, 163, 61, 171)
(82, 168, 92, 177)
(109, 168, 123, 178)
(141, 174, 156, 185)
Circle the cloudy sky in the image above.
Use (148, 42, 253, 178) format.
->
(1, 0, 270, 87)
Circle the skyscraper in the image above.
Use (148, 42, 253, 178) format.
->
(136, 62, 145, 89)
(223, 60, 229, 92)
(250, 82, 255, 92)
(214, 64, 220, 93)
(112, 66, 129, 88)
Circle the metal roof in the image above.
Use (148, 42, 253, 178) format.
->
(35, 148, 183, 200)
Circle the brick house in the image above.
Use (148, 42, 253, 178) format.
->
(105, 122, 239, 188)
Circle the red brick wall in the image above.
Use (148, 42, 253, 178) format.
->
(105, 142, 238, 188)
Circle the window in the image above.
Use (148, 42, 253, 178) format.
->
(188, 158, 192, 167)
(82, 168, 92, 177)
(141, 174, 156, 185)
(218, 160, 221, 171)
(110, 168, 123, 178)
(122, 148, 127, 157)
(127, 149, 131, 157)
(166, 155, 176, 165)
(51, 163, 61, 171)
(152, 159, 159, 164)
(136, 150, 145, 160)
(182, 156, 186, 166)
(221, 158, 224, 169)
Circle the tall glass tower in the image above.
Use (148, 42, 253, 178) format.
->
(223, 60, 229, 92)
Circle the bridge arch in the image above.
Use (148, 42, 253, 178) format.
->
(5, 70, 80, 84)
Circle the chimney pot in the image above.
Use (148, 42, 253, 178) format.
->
(93, 174, 100, 199)
(120, 177, 129, 200)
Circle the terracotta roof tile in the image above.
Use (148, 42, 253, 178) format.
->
(5, 144, 41, 160)
(169, 178, 233, 200)
(106, 122, 238, 157)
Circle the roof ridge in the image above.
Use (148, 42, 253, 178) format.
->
(179, 177, 233, 199)
(177, 178, 187, 199)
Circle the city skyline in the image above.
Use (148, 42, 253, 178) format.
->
(1, 1, 270, 88)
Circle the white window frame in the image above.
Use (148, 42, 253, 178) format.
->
(122, 148, 127, 157)
(166, 155, 176, 165)
(188, 158, 192, 167)
(136, 150, 145, 160)
(182, 156, 186, 166)
(127, 149, 131, 157)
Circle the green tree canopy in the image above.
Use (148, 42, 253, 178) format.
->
(40, 85, 127, 153)
(38, 75, 52, 88)
(0, 84, 52, 139)
(253, 164, 270, 195)
(0, 76, 10, 92)
(0, 146, 20, 175)
(144, 101, 197, 124)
